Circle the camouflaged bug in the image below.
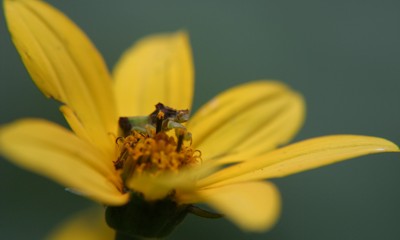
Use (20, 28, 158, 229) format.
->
(119, 103, 192, 145)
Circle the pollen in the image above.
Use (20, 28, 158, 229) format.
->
(115, 103, 201, 192)
(115, 131, 200, 183)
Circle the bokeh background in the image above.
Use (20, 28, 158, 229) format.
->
(1, 0, 400, 239)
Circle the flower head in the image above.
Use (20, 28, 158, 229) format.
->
(1, 0, 398, 239)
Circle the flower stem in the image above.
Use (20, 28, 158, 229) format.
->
(115, 232, 161, 240)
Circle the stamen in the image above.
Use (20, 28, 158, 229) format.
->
(114, 131, 200, 186)
(115, 103, 199, 194)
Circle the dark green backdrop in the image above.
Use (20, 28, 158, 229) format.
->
(1, 1, 400, 239)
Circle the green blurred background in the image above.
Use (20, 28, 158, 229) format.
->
(1, 0, 400, 239)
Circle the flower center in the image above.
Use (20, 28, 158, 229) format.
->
(114, 103, 201, 191)
(107, 104, 221, 239)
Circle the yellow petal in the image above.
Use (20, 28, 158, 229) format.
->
(0, 119, 129, 205)
(193, 181, 280, 232)
(127, 163, 216, 201)
(199, 135, 399, 187)
(113, 31, 194, 116)
(60, 105, 91, 143)
(127, 175, 173, 201)
(47, 207, 114, 240)
(187, 81, 304, 162)
(4, 0, 117, 153)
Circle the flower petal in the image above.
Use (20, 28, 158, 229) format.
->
(198, 135, 399, 187)
(190, 181, 280, 232)
(60, 105, 91, 143)
(187, 81, 304, 162)
(47, 207, 114, 240)
(113, 31, 194, 116)
(127, 163, 216, 201)
(4, 0, 117, 153)
(0, 119, 129, 205)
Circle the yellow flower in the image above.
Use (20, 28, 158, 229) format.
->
(1, 0, 398, 239)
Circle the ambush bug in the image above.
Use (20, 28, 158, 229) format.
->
(119, 103, 192, 145)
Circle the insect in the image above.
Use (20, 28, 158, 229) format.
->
(119, 103, 192, 145)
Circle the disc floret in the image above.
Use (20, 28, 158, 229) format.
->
(115, 103, 200, 193)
